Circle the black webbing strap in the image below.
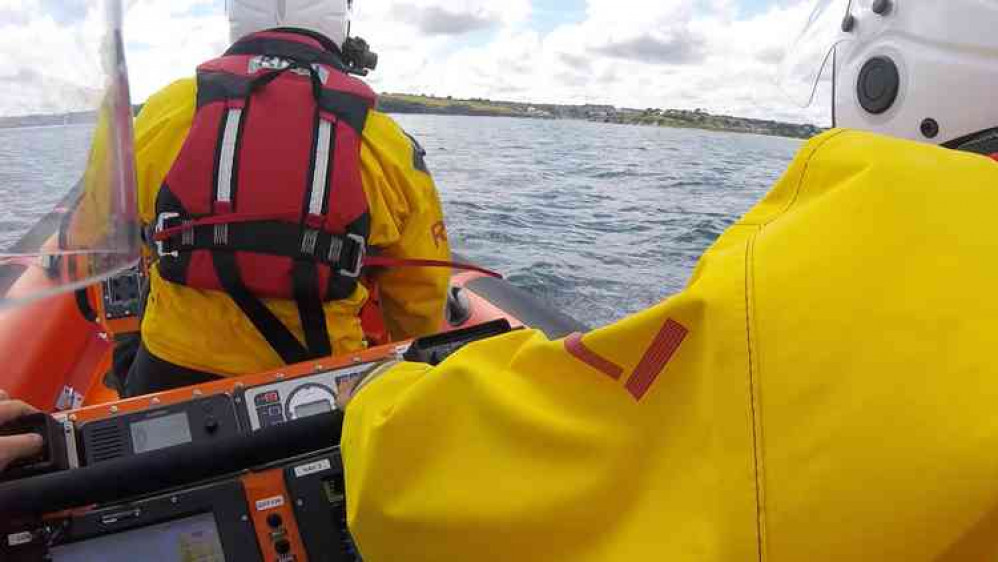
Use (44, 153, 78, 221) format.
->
(943, 126, 998, 155)
(293, 260, 332, 358)
(224, 36, 349, 72)
(212, 251, 311, 365)
(158, 220, 360, 273)
(248, 62, 325, 105)
(247, 65, 294, 94)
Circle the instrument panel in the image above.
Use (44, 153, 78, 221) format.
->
(0, 349, 391, 562)
(3, 451, 350, 562)
(80, 394, 239, 464)
(1, 360, 374, 562)
(0, 319, 513, 562)
(242, 362, 374, 430)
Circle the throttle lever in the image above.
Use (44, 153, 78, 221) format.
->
(0, 412, 69, 482)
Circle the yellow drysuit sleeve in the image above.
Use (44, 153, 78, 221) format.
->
(343, 130, 998, 562)
(134, 80, 194, 224)
(133, 79, 449, 374)
(358, 113, 450, 340)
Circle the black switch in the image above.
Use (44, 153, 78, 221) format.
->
(0, 412, 69, 481)
(274, 538, 291, 555)
(266, 513, 283, 528)
(204, 417, 219, 434)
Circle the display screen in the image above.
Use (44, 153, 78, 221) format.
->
(130, 412, 192, 453)
(50, 512, 225, 562)
(295, 399, 333, 419)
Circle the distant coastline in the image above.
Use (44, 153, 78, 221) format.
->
(0, 94, 823, 140)
(0, 111, 98, 130)
(379, 94, 824, 140)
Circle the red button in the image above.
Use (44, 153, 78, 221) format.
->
(255, 391, 281, 407)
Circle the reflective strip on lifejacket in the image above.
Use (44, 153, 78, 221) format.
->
(216, 108, 243, 205)
(309, 118, 334, 216)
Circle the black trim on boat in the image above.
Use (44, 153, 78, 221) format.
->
(0, 411, 343, 517)
(0, 181, 82, 298)
(75, 288, 97, 322)
(465, 275, 588, 339)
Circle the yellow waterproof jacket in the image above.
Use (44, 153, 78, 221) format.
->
(134, 79, 450, 376)
(343, 130, 998, 561)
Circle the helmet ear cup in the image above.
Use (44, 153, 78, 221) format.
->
(856, 56, 900, 115)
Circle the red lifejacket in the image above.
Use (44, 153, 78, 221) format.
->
(153, 30, 377, 364)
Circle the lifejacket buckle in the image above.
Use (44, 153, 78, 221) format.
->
(154, 212, 181, 258)
(340, 233, 366, 279)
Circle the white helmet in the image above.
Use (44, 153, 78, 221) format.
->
(782, 0, 998, 152)
(226, 0, 352, 49)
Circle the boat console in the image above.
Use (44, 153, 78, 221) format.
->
(0, 318, 512, 562)
(0, 149, 589, 560)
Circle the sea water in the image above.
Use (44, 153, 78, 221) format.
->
(0, 115, 800, 328)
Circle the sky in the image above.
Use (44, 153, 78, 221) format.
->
(0, 0, 831, 125)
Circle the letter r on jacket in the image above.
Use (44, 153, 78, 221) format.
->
(432, 221, 447, 248)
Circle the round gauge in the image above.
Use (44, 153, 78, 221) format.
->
(285, 383, 336, 421)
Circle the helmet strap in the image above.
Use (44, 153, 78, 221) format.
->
(942, 127, 998, 155)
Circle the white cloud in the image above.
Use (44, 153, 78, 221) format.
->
(0, 0, 830, 125)
(123, 0, 228, 101)
(0, 0, 109, 116)
(389, 1, 530, 35)
(356, 0, 530, 30)
(359, 0, 829, 124)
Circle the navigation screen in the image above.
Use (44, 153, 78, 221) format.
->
(131, 412, 192, 453)
(50, 512, 225, 562)
(295, 399, 333, 419)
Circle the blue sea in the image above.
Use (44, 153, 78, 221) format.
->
(0, 115, 801, 328)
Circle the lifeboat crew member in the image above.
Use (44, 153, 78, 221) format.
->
(335, 1, 998, 560)
(124, 0, 451, 395)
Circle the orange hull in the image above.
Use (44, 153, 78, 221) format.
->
(0, 250, 583, 412)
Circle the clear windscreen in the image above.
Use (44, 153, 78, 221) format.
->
(0, 0, 140, 308)
(777, 0, 854, 108)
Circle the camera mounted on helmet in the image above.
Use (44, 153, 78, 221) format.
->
(341, 36, 378, 76)
(227, 0, 376, 76)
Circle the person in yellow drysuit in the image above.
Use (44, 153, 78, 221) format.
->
(123, 0, 450, 395)
(337, 1, 998, 560)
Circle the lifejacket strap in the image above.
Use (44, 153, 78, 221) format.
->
(362, 256, 503, 279)
(211, 251, 312, 365)
(156, 215, 501, 281)
(154, 216, 365, 274)
(224, 35, 349, 72)
(153, 211, 302, 240)
(293, 260, 333, 358)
